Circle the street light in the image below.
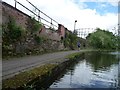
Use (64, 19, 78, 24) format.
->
(74, 20, 77, 31)
(74, 20, 77, 34)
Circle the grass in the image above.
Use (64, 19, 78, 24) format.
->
(66, 52, 80, 59)
(3, 64, 57, 89)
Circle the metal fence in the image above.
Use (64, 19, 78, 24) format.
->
(13, 0, 59, 30)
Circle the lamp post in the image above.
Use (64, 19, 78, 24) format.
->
(74, 20, 77, 31)
(74, 20, 77, 34)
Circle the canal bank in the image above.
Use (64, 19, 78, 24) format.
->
(2, 52, 84, 90)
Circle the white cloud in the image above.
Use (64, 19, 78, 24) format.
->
(100, 3, 107, 7)
(3, 0, 118, 33)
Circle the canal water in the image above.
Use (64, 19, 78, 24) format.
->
(49, 51, 120, 89)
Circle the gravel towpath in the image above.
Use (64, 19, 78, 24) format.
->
(3, 50, 80, 80)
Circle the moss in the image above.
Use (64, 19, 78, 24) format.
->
(66, 52, 81, 60)
(3, 64, 57, 89)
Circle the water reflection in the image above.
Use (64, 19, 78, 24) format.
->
(49, 51, 120, 89)
(85, 51, 118, 71)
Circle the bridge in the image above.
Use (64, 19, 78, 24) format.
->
(75, 28, 96, 38)
(75, 26, 119, 38)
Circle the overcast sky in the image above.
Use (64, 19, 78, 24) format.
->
(3, 0, 119, 33)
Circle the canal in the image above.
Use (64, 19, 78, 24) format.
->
(49, 51, 120, 89)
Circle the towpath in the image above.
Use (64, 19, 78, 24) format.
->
(2, 50, 82, 80)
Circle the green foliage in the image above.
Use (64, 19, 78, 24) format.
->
(28, 17, 42, 33)
(8, 24, 21, 41)
(66, 52, 81, 60)
(2, 17, 25, 43)
(3, 64, 57, 89)
(116, 36, 120, 50)
(86, 28, 117, 49)
(118, 36, 120, 49)
(34, 35, 42, 44)
(2, 17, 27, 57)
(64, 31, 78, 50)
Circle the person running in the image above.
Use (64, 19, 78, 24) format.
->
(77, 41, 80, 51)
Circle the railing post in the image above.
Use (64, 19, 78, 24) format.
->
(38, 10, 41, 22)
(50, 19, 52, 28)
(14, 0, 16, 8)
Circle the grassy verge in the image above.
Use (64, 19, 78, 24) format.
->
(66, 52, 81, 60)
(2, 64, 57, 89)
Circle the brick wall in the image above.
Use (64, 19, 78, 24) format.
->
(2, 2, 29, 30)
(2, 2, 65, 56)
(58, 24, 65, 38)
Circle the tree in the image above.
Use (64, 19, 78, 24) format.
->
(86, 28, 117, 49)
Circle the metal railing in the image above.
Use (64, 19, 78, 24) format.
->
(14, 0, 59, 29)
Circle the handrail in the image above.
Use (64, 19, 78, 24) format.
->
(14, 0, 58, 29)
(25, 0, 59, 24)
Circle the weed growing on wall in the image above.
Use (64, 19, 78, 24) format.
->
(3, 17, 25, 43)
(2, 17, 26, 57)
(28, 17, 42, 33)
(34, 34, 42, 44)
